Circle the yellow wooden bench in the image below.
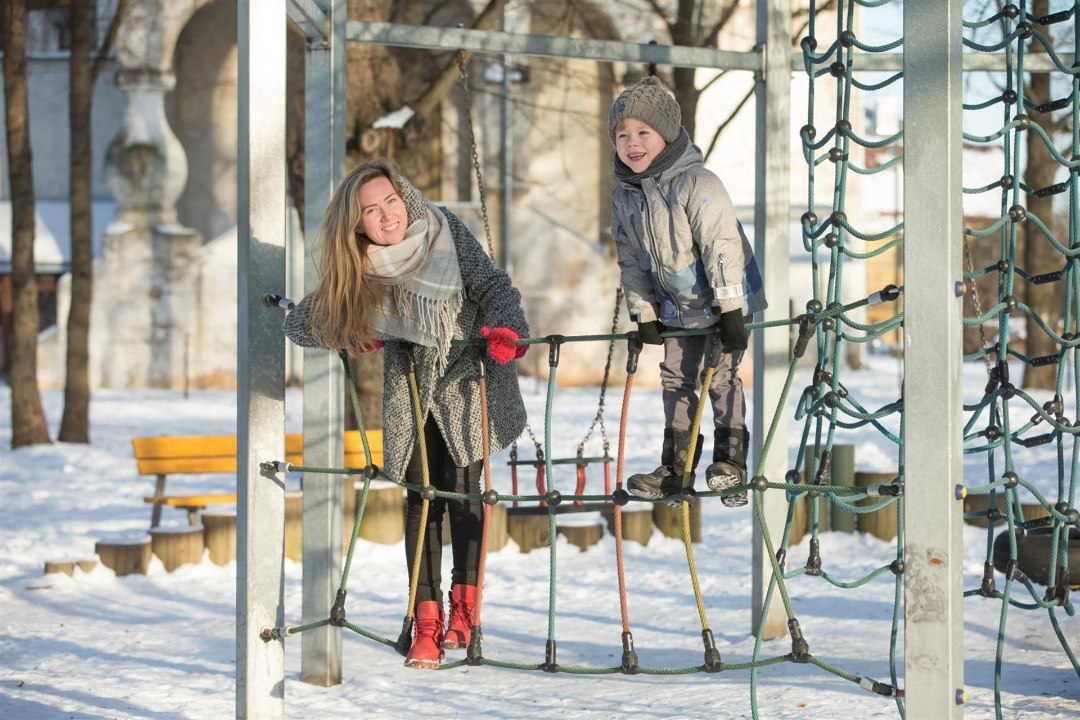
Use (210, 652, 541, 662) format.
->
(134, 430, 384, 527)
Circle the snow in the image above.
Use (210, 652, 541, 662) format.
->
(0, 353, 1077, 719)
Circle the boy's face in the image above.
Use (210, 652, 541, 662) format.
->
(615, 118, 668, 174)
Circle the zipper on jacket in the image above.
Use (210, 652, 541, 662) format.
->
(641, 181, 681, 326)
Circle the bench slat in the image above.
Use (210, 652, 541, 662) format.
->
(144, 494, 237, 507)
(133, 430, 383, 475)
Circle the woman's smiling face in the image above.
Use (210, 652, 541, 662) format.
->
(358, 175, 408, 246)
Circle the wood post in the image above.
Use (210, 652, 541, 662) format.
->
(601, 507, 653, 546)
(652, 501, 701, 542)
(44, 560, 74, 576)
(507, 513, 550, 553)
(150, 526, 206, 572)
(556, 519, 604, 551)
(284, 490, 303, 562)
(825, 444, 856, 532)
(203, 510, 238, 566)
(95, 537, 152, 576)
(856, 471, 899, 542)
(76, 558, 98, 573)
(356, 483, 405, 545)
(485, 503, 508, 553)
(787, 495, 809, 547)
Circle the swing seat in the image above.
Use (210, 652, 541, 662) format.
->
(507, 455, 612, 511)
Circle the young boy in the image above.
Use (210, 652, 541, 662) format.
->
(608, 75, 767, 506)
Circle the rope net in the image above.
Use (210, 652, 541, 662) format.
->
(262, 1, 1077, 717)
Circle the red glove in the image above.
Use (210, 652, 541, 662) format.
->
(481, 326, 526, 365)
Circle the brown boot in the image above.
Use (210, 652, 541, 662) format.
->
(441, 584, 477, 650)
(404, 600, 444, 668)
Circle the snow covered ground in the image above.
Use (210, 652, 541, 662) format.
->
(0, 352, 1077, 719)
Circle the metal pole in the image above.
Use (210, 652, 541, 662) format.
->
(903, 1, 966, 716)
(300, 0, 346, 687)
(236, 0, 287, 717)
(751, 0, 792, 641)
(499, 8, 513, 275)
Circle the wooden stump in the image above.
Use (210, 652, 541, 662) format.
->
(44, 560, 74, 576)
(356, 483, 405, 546)
(652, 501, 702, 543)
(485, 503, 508, 553)
(202, 510, 237, 566)
(556, 519, 604, 552)
(601, 507, 653, 546)
(964, 493, 1052, 528)
(284, 491, 303, 562)
(95, 537, 152, 576)
(150, 526, 205, 572)
(507, 513, 551, 553)
(787, 496, 809, 547)
(856, 471, 899, 542)
(76, 559, 98, 573)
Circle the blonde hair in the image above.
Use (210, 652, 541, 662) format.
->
(309, 159, 403, 354)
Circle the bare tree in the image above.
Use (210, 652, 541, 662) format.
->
(2, 0, 52, 447)
(58, 0, 129, 442)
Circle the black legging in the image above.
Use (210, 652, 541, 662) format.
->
(404, 415, 483, 606)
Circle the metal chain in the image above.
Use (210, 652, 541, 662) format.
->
(577, 287, 623, 456)
(962, 237, 995, 378)
(455, 50, 496, 261)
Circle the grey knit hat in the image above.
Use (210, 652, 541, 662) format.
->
(608, 76, 682, 146)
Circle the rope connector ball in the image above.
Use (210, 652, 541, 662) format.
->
(482, 489, 500, 506)
(611, 488, 630, 506)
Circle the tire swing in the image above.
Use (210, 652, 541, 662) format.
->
(992, 524, 1080, 591)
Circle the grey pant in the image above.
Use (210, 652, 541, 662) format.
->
(660, 332, 746, 433)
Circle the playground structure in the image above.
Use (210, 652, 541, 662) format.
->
(236, 2, 1078, 719)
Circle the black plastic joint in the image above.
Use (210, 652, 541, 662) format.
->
(1005, 559, 1018, 581)
(701, 629, 724, 672)
(395, 616, 414, 656)
(363, 464, 380, 480)
(793, 316, 814, 358)
(466, 627, 484, 665)
(482, 489, 500, 506)
(980, 561, 998, 598)
(543, 639, 559, 672)
(545, 490, 562, 507)
(889, 559, 905, 576)
(1002, 471, 1020, 489)
(330, 589, 348, 627)
(776, 548, 787, 570)
(787, 619, 810, 662)
(805, 539, 822, 576)
(621, 632, 640, 674)
(420, 485, 437, 502)
(625, 334, 643, 373)
(546, 335, 565, 367)
(680, 487, 698, 505)
(612, 488, 630, 506)
(751, 475, 769, 493)
(707, 339, 725, 368)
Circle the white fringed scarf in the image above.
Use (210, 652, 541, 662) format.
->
(365, 202, 463, 373)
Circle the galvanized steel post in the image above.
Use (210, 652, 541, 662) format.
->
(903, 0, 966, 716)
(237, 0, 288, 717)
(751, 0, 792, 641)
(300, 0, 347, 688)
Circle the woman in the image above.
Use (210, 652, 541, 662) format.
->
(283, 158, 528, 668)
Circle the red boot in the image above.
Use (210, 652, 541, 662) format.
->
(441, 584, 478, 650)
(404, 601, 444, 668)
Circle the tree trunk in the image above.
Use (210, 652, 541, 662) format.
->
(2, 0, 52, 447)
(59, 0, 94, 443)
(1022, 0, 1066, 390)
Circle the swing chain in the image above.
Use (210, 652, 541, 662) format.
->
(577, 287, 622, 457)
(962, 236, 995, 379)
(455, 50, 497, 261)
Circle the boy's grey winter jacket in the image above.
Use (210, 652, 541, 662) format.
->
(611, 142, 767, 329)
(283, 210, 528, 483)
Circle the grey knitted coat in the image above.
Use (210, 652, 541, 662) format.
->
(283, 207, 529, 484)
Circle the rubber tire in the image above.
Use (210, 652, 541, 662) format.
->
(992, 526, 1080, 588)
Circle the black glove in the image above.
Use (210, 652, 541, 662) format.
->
(637, 320, 666, 345)
(717, 309, 748, 352)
